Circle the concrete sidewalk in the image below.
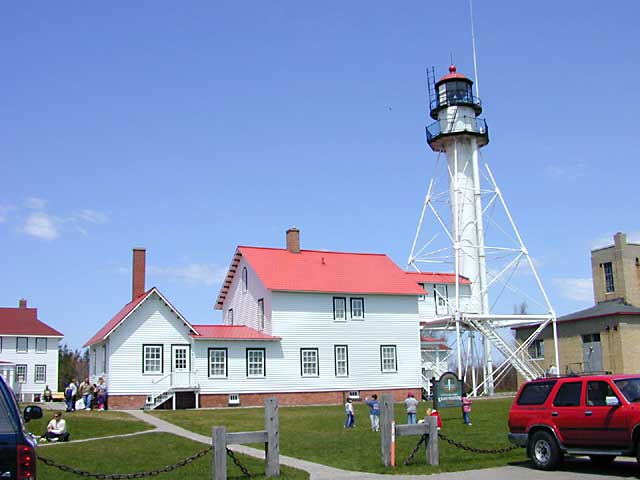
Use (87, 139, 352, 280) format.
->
(124, 411, 634, 480)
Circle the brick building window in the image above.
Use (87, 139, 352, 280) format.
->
(528, 339, 544, 360)
(603, 262, 615, 293)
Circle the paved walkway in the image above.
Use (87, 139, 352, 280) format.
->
(124, 410, 636, 480)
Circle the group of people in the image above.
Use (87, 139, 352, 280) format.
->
(343, 391, 473, 430)
(41, 377, 107, 412)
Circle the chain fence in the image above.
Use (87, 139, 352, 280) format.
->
(38, 446, 252, 479)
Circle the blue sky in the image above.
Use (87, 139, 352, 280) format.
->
(2, 1, 638, 349)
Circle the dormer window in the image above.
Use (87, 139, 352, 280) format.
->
(241, 267, 248, 293)
(227, 309, 234, 325)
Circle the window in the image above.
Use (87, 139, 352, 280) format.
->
(582, 333, 601, 343)
(528, 339, 544, 360)
(246, 349, 265, 377)
(227, 309, 234, 325)
(603, 262, 615, 293)
(0, 337, 3, 353)
(257, 299, 264, 331)
(34, 365, 46, 384)
(335, 345, 349, 377)
(517, 380, 557, 405)
(102, 344, 108, 373)
(208, 348, 228, 378)
(553, 381, 582, 407)
(16, 365, 27, 383)
(434, 284, 448, 314)
(350, 298, 364, 319)
(587, 381, 617, 406)
(35, 337, 46, 353)
(380, 345, 397, 372)
(143, 345, 163, 374)
(300, 348, 319, 377)
(91, 349, 96, 376)
(418, 283, 426, 301)
(614, 378, 640, 402)
(333, 297, 346, 321)
(242, 267, 248, 293)
(16, 337, 28, 353)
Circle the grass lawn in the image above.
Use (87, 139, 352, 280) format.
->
(37, 432, 309, 480)
(152, 397, 528, 474)
(27, 410, 154, 440)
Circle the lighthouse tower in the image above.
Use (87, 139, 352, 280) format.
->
(409, 65, 559, 396)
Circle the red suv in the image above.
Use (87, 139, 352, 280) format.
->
(508, 374, 640, 470)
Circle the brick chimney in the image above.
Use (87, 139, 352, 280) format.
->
(286, 228, 300, 253)
(18, 298, 27, 309)
(132, 248, 146, 300)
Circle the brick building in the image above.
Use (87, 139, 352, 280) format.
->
(515, 232, 640, 381)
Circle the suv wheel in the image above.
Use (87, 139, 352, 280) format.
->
(529, 431, 561, 470)
(589, 455, 615, 466)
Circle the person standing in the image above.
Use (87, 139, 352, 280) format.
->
(95, 377, 107, 411)
(344, 398, 355, 428)
(78, 377, 93, 411)
(364, 394, 380, 432)
(64, 378, 78, 412)
(404, 392, 419, 424)
(462, 393, 472, 426)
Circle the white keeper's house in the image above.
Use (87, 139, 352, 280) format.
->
(85, 228, 467, 410)
(0, 299, 64, 401)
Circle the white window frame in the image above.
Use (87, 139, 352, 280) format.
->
(102, 344, 108, 373)
(333, 297, 346, 321)
(300, 348, 319, 377)
(246, 348, 265, 377)
(35, 337, 47, 353)
(380, 345, 397, 373)
(209, 348, 228, 378)
(16, 337, 28, 353)
(34, 365, 46, 384)
(16, 364, 27, 383)
(257, 298, 264, 331)
(242, 267, 248, 293)
(227, 309, 234, 325)
(91, 348, 96, 376)
(143, 345, 163, 375)
(350, 297, 364, 319)
(334, 345, 349, 377)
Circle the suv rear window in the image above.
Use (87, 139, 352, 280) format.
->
(553, 381, 582, 407)
(517, 380, 557, 405)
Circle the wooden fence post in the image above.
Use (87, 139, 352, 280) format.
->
(426, 416, 439, 466)
(212, 426, 227, 480)
(380, 394, 395, 467)
(264, 397, 280, 478)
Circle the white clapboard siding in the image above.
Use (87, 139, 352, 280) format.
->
(418, 283, 472, 321)
(196, 291, 421, 394)
(220, 257, 272, 334)
(1, 336, 60, 394)
(105, 293, 194, 396)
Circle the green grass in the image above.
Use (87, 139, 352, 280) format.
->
(151, 398, 527, 474)
(37, 432, 309, 480)
(27, 410, 154, 440)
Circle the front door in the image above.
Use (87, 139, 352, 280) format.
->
(172, 345, 189, 372)
(582, 334, 603, 372)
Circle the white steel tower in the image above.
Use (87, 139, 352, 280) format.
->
(409, 66, 559, 395)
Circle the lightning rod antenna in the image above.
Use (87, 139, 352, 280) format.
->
(469, 0, 480, 98)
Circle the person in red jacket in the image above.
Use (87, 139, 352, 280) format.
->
(425, 408, 442, 430)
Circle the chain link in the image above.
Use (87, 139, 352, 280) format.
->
(403, 433, 429, 465)
(226, 448, 252, 477)
(38, 446, 212, 479)
(437, 432, 519, 454)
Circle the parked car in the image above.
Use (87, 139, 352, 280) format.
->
(0, 375, 43, 479)
(508, 374, 640, 470)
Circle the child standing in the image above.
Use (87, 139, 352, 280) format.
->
(344, 398, 355, 428)
(462, 393, 472, 426)
(364, 394, 380, 432)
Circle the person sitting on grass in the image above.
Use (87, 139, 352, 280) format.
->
(43, 412, 70, 442)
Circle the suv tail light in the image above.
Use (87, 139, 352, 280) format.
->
(17, 443, 36, 479)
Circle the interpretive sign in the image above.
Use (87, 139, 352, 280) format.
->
(433, 371, 463, 409)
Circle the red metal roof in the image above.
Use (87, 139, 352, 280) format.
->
(0, 306, 63, 337)
(436, 65, 471, 85)
(190, 325, 280, 341)
(215, 247, 426, 309)
(420, 336, 450, 350)
(405, 271, 470, 285)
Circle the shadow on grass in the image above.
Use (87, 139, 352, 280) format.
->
(508, 458, 640, 478)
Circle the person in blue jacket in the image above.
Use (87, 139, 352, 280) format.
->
(364, 394, 380, 432)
